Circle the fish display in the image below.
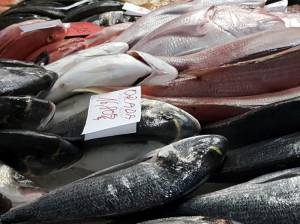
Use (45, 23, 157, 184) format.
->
(0, 130, 82, 176)
(138, 217, 241, 224)
(0, 96, 55, 130)
(1, 135, 227, 223)
(216, 132, 300, 182)
(0, 61, 57, 96)
(175, 167, 300, 224)
(203, 98, 300, 148)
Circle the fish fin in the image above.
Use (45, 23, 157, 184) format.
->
(72, 87, 125, 94)
(73, 150, 158, 183)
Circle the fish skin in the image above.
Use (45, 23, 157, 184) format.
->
(138, 216, 241, 224)
(159, 27, 300, 71)
(0, 130, 83, 176)
(145, 85, 300, 124)
(114, 0, 267, 46)
(132, 5, 284, 57)
(203, 98, 300, 149)
(175, 167, 300, 224)
(215, 132, 300, 182)
(44, 95, 200, 141)
(0, 96, 55, 130)
(0, 161, 47, 207)
(142, 46, 300, 98)
(44, 53, 152, 103)
(63, 1, 124, 22)
(0, 135, 227, 223)
(0, 20, 66, 61)
(45, 42, 129, 77)
(0, 65, 57, 96)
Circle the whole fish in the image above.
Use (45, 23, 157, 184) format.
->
(0, 65, 57, 96)
(0, 96, 55, 130)
(175, 167, 300, 224)
(145, 85, 300, 124)
(158, 27, 300, 71)
(132, 5, 284, 57)
(0, 130, 82, 176)
(203, 98, 300, 148)
(0, 135, 227, 223)
(45, 51, 177, 103)
(114, 0, 266, 46)
(138, 217, 240, 224)
(216, 132, 300, 182)
(142, 46, 300, 97)
(0, 161, 46, 207)
(45, 42, 129, 77)
(44, 94, 200, 141)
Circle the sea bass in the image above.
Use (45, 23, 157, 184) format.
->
(132, 5, 284, 57)
(0, 135, 227, 223)
(113, 0, 266, 46)
(175, 167, 300, 224)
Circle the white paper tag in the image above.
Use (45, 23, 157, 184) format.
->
(123, 3, 151, 16)
(82, 87, 142, 141)
(20, 20, 63, 33)
(265, 0, 288, 12)
(55, 0, 92, 10)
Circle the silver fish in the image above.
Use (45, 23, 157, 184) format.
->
(113, 0, 267, 46)
(0, 135, 227, 223)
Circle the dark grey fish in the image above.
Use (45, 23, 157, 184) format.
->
(138, 216, 241, 224)
(215, 132, 300, 182)
(44, 95, 201, 142)
(0, 135, 227, 223)
(175, 167, 300, 224)
(0, 96, 55, 130)
(0, 66, 57, 96)
(0, 130, 82, 176)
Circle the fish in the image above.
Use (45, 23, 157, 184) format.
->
(0, 20, 66, 61)
(85, 23, 133, 48)
(131, 5, 284, 57)
(0, 161, 47, 207)
(84, 11, 137, 26)
(0, 135, 227, 223)
(138, 216, 241, 224)
(114, 0, 267, 46)
(45, 42, 129, 77)
(0, 130, 83, 176)
(63, 0, 124, 22)
(145, 85, 300, 124)
(215, 132, 300, 182)
(142, 46, 300, 97)
(44, 51, 177, 103)
(158, 27, 300, 71)
(174, 167, 300, 224)
(0, 96, 55, 130)
(203, 98, 300, 148)
(0, 64, 57, 96)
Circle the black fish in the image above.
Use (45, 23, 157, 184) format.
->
(203, 98, 300, 148)
(175, 167, 300, 224)
(0, 135, 227, 223)
(0, 96, 55, 130)
(0, 65, 57, 96)
(0, 130, 82, 176)
(215, 132, 300, 182)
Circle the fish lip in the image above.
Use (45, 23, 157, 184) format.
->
(37, 101, 56, 130)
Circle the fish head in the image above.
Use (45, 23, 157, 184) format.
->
(155, 135, 227, 172)
(138, 99, 201, 143)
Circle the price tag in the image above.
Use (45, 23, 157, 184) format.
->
(123, 3, 151, 16)
(82, 87, 142, 141)
(20, 20, 63, 33)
